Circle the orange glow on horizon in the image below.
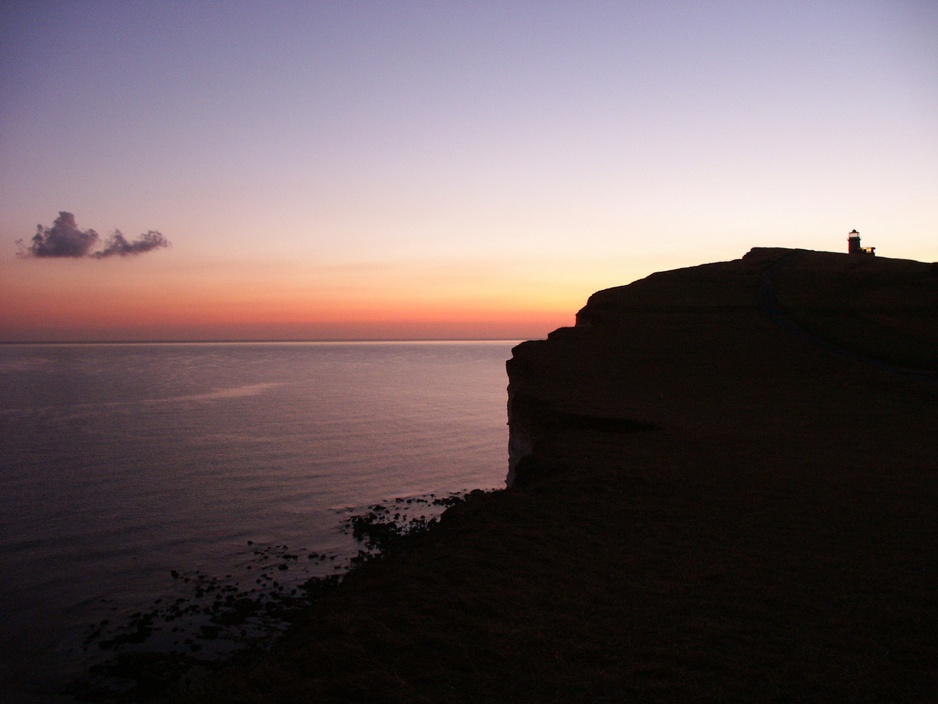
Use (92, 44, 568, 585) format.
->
(0, 252, 590, 342)
(0, 280, 575, 342)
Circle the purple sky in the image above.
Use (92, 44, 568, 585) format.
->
(1, 1, 936, 340)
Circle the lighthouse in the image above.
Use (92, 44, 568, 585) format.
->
(847, 229, 875, 256)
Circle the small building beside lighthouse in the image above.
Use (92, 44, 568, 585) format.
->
(847, 229, 875, 256)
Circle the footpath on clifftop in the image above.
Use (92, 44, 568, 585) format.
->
(187, 248, 938, 703)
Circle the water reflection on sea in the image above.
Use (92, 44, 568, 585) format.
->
(0, 341, 513, 701)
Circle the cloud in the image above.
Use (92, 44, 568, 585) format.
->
(17, 212, 170, 259)
(18, 211, 99, 257)
(92, 230, 170, 258)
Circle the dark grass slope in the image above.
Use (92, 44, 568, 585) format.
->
(186, 248, 938, 703)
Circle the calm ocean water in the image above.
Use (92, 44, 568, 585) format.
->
(0, 341, 515, 701)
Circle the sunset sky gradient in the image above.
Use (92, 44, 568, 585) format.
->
(1, 1, 936, 341)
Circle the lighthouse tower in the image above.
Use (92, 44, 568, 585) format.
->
(847, 229, 862, 254)
(847, 229, 875, 255)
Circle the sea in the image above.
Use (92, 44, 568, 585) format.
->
(0, 341, 517, 702)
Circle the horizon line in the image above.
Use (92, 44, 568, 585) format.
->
(0, 337, 532, 346)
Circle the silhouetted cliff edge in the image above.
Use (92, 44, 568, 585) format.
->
(507, 247, 937, 486)
(189, 247, 937, 703)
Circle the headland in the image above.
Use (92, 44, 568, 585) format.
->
(187, 247, 937, 702)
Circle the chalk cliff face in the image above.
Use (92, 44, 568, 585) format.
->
(504, 247, 938, 487)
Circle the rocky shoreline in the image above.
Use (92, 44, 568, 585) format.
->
(136, 248, 936, 702)
(63, 493, 474, 702)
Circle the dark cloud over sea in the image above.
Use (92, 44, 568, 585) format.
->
(17, 212, 170, 258)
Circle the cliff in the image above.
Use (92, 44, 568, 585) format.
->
(507, 247, 937, 486)
(191, 247, 938, 703)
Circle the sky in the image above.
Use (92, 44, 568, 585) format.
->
(1, 1, 936, 342)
